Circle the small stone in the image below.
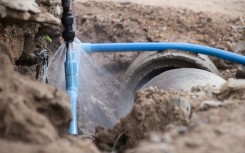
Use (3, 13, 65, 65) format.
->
(199, 100, 222, 110)
(162, 134, 172, 143)
(54, 5, 61, 16)
(177, 126, 188, 135)
(214, 127, 226, 135)
(149, 133, 161, 143)
(185, 140, 200, 148)
(162, 27, 168, 31)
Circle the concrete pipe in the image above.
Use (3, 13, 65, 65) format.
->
(122, 51, 223, 105)
(144, 68, 226, 92)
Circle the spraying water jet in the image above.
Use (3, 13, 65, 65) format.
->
(61, 0, 78, 135)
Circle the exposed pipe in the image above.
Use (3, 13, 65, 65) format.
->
(61, 0, 77, 135)
(64, 46, 79, 134)
(81, 42, 245, 65)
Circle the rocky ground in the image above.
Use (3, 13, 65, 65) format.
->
(0, 0, 245, 153)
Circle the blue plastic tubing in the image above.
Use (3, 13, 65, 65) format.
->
(65, 42, 244, 134)
(65, 48, 79, 135)
(81, 42, 245, 65)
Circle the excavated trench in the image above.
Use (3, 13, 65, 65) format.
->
(0, 0, 245, 153)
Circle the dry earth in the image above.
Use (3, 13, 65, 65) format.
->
(79, 0, 245, 16)
(0, 0, 245, 153)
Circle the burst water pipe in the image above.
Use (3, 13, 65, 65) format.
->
(61, 0, 245, 136)
(64, 46, 79, 135)
(61, 0, 78, 135)
(81, 43, 245, 65)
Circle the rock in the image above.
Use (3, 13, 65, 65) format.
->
(0, 0, 40, 14)
(149, 133, 162, 143)
(30, 7, 60, 25)
(161, 134, 172, 143)
(215, 78, 245, 101)
(199, 101, 223, 111)
(0, 0, 60, 25)
(235, 66, 245, 79)
(184, 139, 200, 148)
(54, 5, 61, 16)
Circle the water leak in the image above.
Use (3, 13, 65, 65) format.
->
(47, 38, 132, 136)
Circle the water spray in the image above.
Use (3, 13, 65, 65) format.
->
(61, 0, 78, 135)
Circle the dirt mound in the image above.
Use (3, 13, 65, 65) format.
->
(0, 44, 70, 142)
(95, 78, 245, 153)
(127, 80, 245, 153)
(95, 88, 192, 152)
(0, 44, 100, 153)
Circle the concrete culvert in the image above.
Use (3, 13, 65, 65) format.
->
(144, 68, 226, 91)
(122, 50, 223, 104)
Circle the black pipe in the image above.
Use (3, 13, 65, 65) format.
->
(61, 0, 75, 47)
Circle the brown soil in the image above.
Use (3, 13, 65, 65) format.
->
(0, 0, 63, 80)
(95, 89, 192, 152)
(95, 80, 245, 153)
(1, 0, 245, 153)
(0, 44, 100, 153)
(81, 0, 245, 17)
(76, 1, 245, 80)
(74, 3, 245, 149)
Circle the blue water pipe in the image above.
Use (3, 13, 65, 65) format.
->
(60, 0, 243, 136)
(61, 0, 79, 135)
(61, 0, 245, 137)
(64, 41, 245, 135)
(65, 47, 79, 135)
(81, 42, 245, 65)
(64, 42, 245, 135)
